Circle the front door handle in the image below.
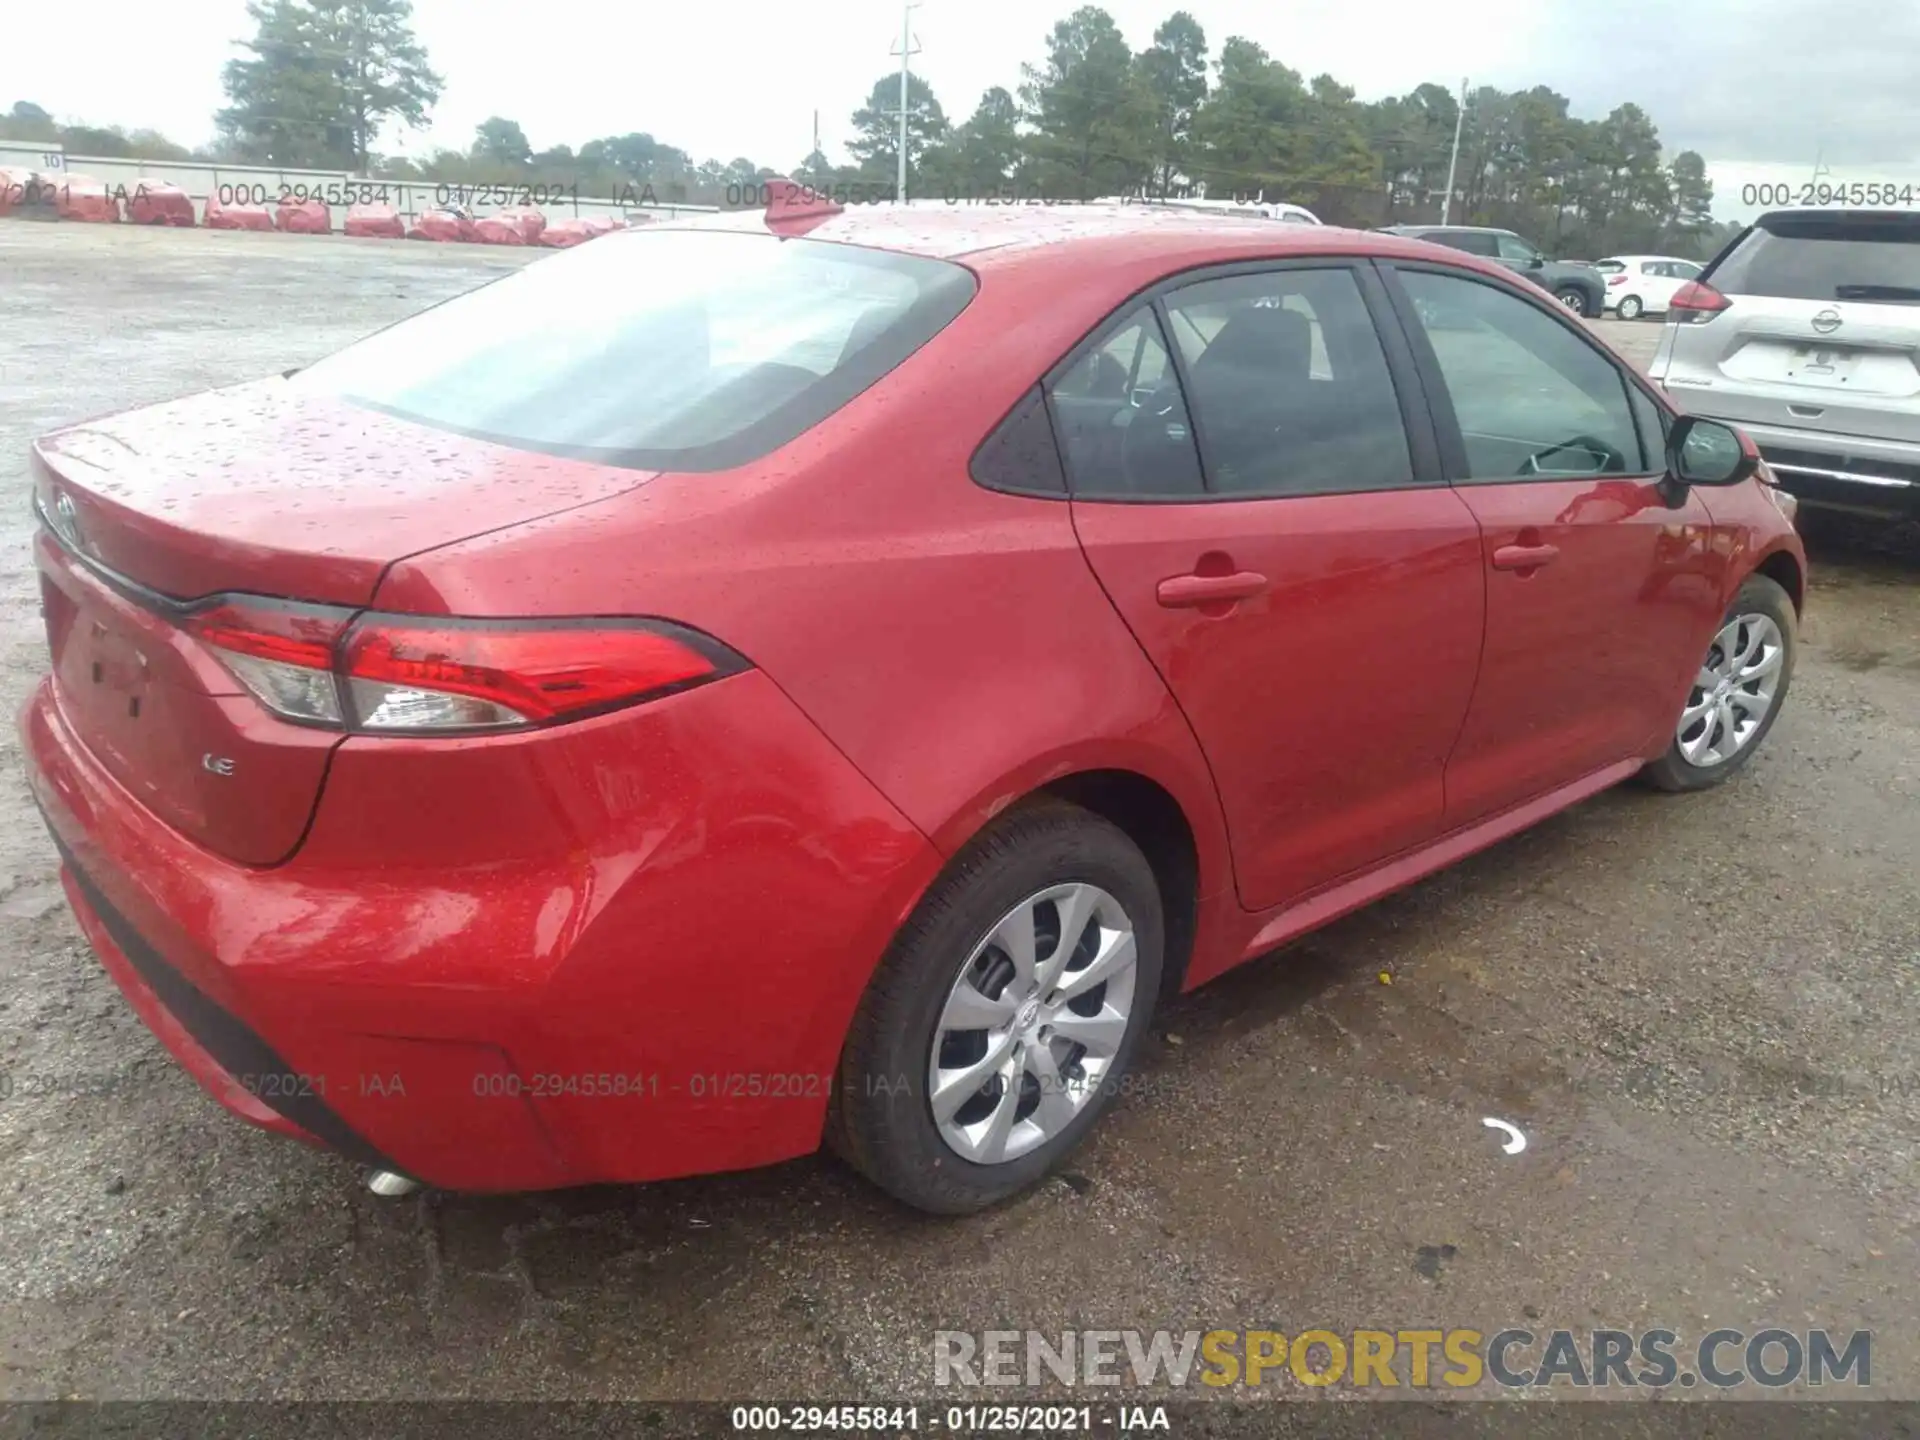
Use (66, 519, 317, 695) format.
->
(1156, 571, 1270, 608)
(1491, 543, 1560, 572)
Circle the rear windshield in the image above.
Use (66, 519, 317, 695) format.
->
(1707, 214, 1920, 304)
(292, 229, 976, 470)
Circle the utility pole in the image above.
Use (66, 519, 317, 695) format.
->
(889, 2, 922, 202)
(1440, 76, 1468, 224)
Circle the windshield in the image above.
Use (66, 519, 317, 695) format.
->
(292, 229, 976, 470)
(1707, 214, 1920, 303)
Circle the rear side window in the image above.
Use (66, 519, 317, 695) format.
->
(1429, 231, 1499, 258)
(291, 230, 976, 471)
(1162, 269, 1414, 497)
(1046, 308, 1204, 499)
(1708, 214, 1920, 303)
(972, 387, 1067, 496)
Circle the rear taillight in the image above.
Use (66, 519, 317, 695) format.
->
(1607, 274, 1628, 286)
(183, 599, 744, 734)
(1668, 280, 1730, 324)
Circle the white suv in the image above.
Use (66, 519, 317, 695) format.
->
(1597, 255, 1703, 319)
(1651, 209, 1920, 518)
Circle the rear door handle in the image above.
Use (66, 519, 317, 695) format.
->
(1490, 543, 1560, 572)
(1156, 571, 1269, 608)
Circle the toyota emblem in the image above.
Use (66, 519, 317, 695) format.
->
(1811, 308, 1843, 334)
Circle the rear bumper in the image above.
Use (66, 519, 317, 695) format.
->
(21, 668, 941, 1191)
(1668, 411, 1920, 517)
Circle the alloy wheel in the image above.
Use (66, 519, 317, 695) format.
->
(928, 883, 1139, 1165)
(1677, 612, 1786, 767)
(1558, 290, 1587, 314)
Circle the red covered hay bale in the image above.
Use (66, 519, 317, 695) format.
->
(204, 196, 277, 230)
(344, 202, 405, 238)
(276, 197, 332, 233)
(126, 182, 196, 226)
(54, 175, 120, 223)
(406, 209, 475, 242)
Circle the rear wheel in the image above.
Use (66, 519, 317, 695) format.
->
(1555, 286, 1593, 317)
(1617, 294, 1644, 320)
(1643, 574, 1796, 792)
(830, 800, 1164, 1214)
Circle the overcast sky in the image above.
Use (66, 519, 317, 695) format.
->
(7, 0, 1920, 219)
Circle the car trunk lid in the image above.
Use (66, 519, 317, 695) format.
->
(32, 380, 657, 605)
(31, 383, 656, 864)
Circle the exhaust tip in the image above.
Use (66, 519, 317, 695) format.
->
(366, 1169, 421, 1197)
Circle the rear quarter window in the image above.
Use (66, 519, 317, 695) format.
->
(290, 230, 977, 471)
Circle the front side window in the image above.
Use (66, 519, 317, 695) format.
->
(1162, 269, 1414, 497)
(1398, 270, 1643, 480)
(291, 229, 976, 472)
(1431, 231, 1499, 258)
(1496, 234, 1541, 264)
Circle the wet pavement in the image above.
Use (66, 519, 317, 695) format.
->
(0, 224, 1915, 1407)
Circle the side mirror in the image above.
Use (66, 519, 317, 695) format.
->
(1527, 255, 1545, 269)
(1667, 415, 1758, 486)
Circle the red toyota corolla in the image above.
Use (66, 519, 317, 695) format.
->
(22, 189, 1805, 1213)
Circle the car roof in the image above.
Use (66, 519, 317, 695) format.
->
(1756, 207, 1920, 222)
(650, 201, 1454, 274)
(1381, 223, 1511, 235)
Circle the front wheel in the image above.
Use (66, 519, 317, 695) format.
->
(1617, 294, 1644, 320)
(1555, 286, 1593, 317)
(1642, 574, 1797, 792)
(830, 800, 1164, 1214)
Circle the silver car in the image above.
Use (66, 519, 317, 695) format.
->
(1650, 208, 1920, 518)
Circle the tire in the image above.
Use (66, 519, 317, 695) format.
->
(1617, 294, 1644, 320)
(1555, 286, 1593, 317)
(1642, 574, 1797, 792)
(829, 799, 1164, 1214)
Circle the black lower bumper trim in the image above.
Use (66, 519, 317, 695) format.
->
(51, 833, 404, 1176)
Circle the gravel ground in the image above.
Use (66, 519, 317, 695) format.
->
(0, 223, 1915, 1408)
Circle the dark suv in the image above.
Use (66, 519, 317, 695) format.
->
(1378, 225, 1607, 317)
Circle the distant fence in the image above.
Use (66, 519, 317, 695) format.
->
(0, 142, 717, 226)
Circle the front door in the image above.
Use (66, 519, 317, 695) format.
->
(1384, 264, 1726, 826)
(1055, 264, 1486, 911)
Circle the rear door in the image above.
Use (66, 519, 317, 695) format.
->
(1059, 262, 1485, 912)
(1382, 263, 1724, 825)
(1658, 211, 1920, 444)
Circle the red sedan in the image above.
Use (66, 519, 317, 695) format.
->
(21, 188, 1805, 1214)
